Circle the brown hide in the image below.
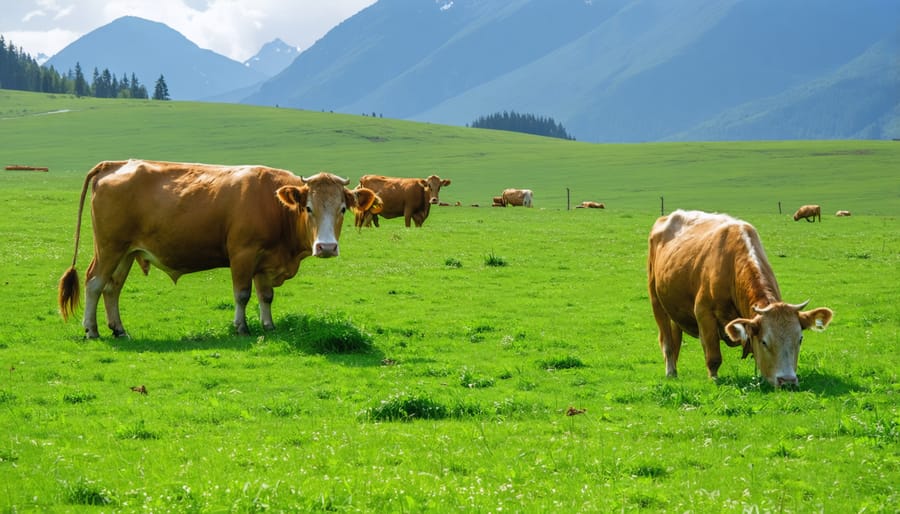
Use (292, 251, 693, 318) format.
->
(576, 201, 605, 209)
(647, 210, 832, 387)
(835, 210, 851, 217)
(358, 174, 451, 227)
(501, 188, 533, 207)
(58, 159, 376, 338)
(793, 204, 821, 222)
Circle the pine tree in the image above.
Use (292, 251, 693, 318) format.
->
(152, 74, 170, 100)
(73, 62, 89, 97)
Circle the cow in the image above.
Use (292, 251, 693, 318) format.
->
(491, 195, 506, 207)
(357, 174, 451, 227)
(576, 201, 605, 209)
(501, 188, 533, 207)
(835, 210, 851, 217)
(647, 210, 833, 387)
(57, 159, 378, 339)
(793, 204, 821, 222)
(353, 192, 384, 228)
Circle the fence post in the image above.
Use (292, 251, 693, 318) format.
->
(778, 201, 782, 214)
(567, 188, 570, 211)
(660, 196, 664, 216)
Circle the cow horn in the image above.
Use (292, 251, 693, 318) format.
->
(788, 299, 811, 311)
(752, 304, 774, 314)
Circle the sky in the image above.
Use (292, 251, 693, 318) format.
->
(0, 0, 378, 62)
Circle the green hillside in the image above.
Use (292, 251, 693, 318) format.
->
(2, 90, 898, 216)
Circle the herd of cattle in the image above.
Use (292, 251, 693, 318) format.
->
(58, 159, 837, 387)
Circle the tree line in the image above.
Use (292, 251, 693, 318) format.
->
(469, 111, 575, 140)
(0, 36, 170, 100)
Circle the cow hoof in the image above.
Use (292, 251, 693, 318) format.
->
(234, 324, 250, 336)
(112, 328, 128, 338)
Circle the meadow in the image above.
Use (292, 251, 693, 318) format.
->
(0, 90, 897, 512)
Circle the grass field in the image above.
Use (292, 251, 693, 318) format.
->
(0, 90, 897, 512)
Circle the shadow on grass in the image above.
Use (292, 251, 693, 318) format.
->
(100, 313, 386, 366)
(716, 371, 863, 397)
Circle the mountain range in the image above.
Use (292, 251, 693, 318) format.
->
(40, 1, 900, 142)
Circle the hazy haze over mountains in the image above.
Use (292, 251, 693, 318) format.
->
(41, 1, 900, 142)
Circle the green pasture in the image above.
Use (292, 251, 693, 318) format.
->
(0, 90, 897, 511)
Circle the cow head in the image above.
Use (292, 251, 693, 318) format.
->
(276, 173, 377, 257)
(423, 175, 451, 204)
(724, 301, 833, 387)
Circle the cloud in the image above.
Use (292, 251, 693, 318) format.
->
(2, 0, 376, 62)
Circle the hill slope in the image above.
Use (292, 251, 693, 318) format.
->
(45, 16, 267, 101)
(244, 0, 899, 142)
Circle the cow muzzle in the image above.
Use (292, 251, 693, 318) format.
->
(775, 372, 798, 388)
(314, 242, 339, 257)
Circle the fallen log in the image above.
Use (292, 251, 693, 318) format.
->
(5, 165, 49, 172)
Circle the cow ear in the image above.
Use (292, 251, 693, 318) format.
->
(442, 179, 451, 187)
(725, 318, 758, 359)
(276, 185, 308, 210)
(349, 188, 377, 211)
(417, 179, 428, 188)
(799, 307, 833, 332)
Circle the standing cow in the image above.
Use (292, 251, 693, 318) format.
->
(647, 210, 833, 387)
(793, 204, 821, 222)
(58, 159, 377, 338)
(501, 188, 533, 207)
(357, 174, 451, 227)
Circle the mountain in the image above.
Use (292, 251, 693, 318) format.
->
(243, 0, 900, 142)
(243, 38, 299, 77)
(45, 16, 267, 101)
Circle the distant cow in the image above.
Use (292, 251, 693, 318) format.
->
(835, 210, 851, 217)
(491, 195, 506, 207)
(501, 188, 533, 207)
(358, 174, 451, 227)
(647, 210, 833, 387)
(353, 192, 384, 228)
(58, 159, 377, 338)
(576, 201, 605, 209)
(793, 204, 821, 222)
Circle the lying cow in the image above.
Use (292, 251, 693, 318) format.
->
(793, 204, 821, 222)
(576, 201, 605, 209)
(647, 209, 833, 387)
(501, 188, 533, 207)
(58, 159, 377, 338)
(835, 210, 851, 217)
(358, 174, 451, 227)
(491, 195, 506, 207)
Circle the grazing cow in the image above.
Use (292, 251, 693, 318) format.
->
(353, 192, 384, 228)
(576, 201, 605, 209)
(58, 159, 377, 338)
(793, 204, 821, 222)
(647, 210, 833, 387)
(835, 210, 851, 217)
(358, 174, 451, 227)
(501, 188, 533, 207)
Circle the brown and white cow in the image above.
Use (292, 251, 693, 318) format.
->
(501, 188, 533, 207)
(576, 201, 605, 209)
(793, 204, 821, 222)
(58, 159, 377, 338)
(835, 210, 851, 217)
(357, 174, 451, 227)
(647, 210, 833, 387)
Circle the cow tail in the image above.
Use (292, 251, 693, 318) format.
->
(58, 162, 106, 321)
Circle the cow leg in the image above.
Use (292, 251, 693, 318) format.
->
(232, 288, 252, 335)
(102, 254, 136, 338)
(83, 258, 104, 339)
(254, 276, 276, 331)
(650, 293, 679, 377)
(696, 312, 723, 380)
(83, 247, 130, 339)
